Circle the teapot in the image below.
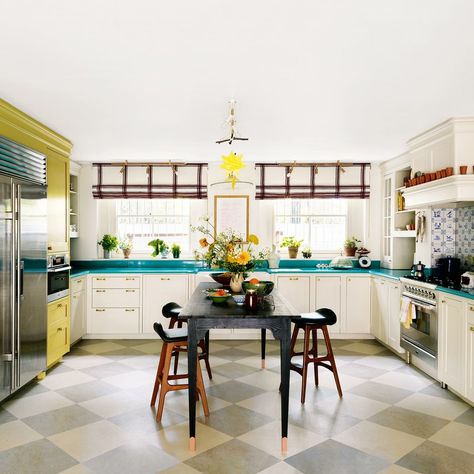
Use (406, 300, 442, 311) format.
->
(411, 261, 425, 279)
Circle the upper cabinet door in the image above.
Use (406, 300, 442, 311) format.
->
(47, 148, 69, 253)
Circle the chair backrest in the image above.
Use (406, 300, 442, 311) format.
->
(314, 307, 337, 325)
(162, 302, 181, 318)
(153, 322, 167, 341)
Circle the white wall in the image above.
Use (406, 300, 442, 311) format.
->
(72, 162, 380, 261)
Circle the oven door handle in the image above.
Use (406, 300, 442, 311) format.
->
(48, 266, 72, 273)
(402, 293, 436, 310)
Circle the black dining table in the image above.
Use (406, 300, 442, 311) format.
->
(179, 282, 300, 453)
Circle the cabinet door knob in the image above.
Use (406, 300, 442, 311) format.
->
(289, 277, 299, 281)
(126, 277, 135, 281)
(470, 306, 474, 312)
(125, 309, 135, 312)
(48, 246, 52, 251)
(125, 289, 135, 293)
(470, 326, 474, 332)
(57, 303, 63, 308)
(441, 300, 446, 303)
(76, 279, 82, 284)
(96, 277, 106, 281)
(57, 327, 63, 332)
(96, 309, 105, 312)
(96, 289, 106, 293)
(348, 278, 351, 281)
(161, 277, 171, 281)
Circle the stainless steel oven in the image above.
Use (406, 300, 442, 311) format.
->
(400, 278, 438, 369)
(47, 254, 71, 303)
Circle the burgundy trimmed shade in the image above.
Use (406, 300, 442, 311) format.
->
(92, 163, 208, 199)
(255, 163, 370, 199)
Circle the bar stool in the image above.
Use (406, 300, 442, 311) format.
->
(162, 302, 212, 379)
(290, 308, 343, 403)
(150, 322, 209, 422)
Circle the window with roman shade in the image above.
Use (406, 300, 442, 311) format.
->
(255, 162, 370, 199)
(92, 162, 208, 199)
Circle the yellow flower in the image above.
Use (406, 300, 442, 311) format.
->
(236, 251, 250, 265)
(199, 238, 209, 248)
(227, 254, 236, 263)
(248, 234, 259, 245)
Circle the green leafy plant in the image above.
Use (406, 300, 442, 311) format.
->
(98, 234, 118, 252)
(171, 243, 181, 258)
(148, 239, 168, 257)
(344, 236, 361, 249)
(280, 236, 303, 249)
(302, 247, 312, 258)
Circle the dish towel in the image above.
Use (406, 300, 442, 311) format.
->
(400, 296, 416, 329)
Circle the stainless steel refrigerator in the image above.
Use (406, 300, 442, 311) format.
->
(0, 137, 47, 402)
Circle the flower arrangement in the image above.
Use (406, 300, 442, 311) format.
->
(148, 238, 169, 258)
(191, 217, 268, 290)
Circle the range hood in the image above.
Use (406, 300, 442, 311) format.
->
(404, 175, 474, 208)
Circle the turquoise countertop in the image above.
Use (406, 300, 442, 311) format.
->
(70, 260, 474, 300)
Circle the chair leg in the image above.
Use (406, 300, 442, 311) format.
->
(156, 343, 174, 422)
(301, 325, 311, 404)
(312, 328, 319, 387)
(173, 349, 180, 375)
(261, 328, 266, 368)
(289, 323, 299, 357)
(322, 325, 343, 398)
(151, 342, 167, 406)
(196, 360, 210, 416)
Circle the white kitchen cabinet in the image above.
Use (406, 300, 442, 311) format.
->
(315, 276, 341, 334)
(344, 276, 371, 334)
(87, 274, 142, 336)
(143, 274, 190, 335)
(275, 275, 312, 314)
(438, 295, 466, 396)
(466, 302, 474, 402)
(71, 276, 86, 344)
(387, 282, 403, 352)
(371, 278, 389, 343)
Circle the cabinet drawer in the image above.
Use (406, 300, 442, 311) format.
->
(92, 288, 140, 308)
(48, 298, 69, 326)
(71, 277, 86, 293)
(90, 308, 140, 334)
(468, 304, 474, 325)
(47, 318, 69, 366)
(92, 276, 140, 289)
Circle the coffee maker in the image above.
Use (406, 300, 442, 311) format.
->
(435, 257, 461, 288)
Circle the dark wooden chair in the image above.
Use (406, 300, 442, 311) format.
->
(150, 322, 209, 422)
(162, 302, 212, 379)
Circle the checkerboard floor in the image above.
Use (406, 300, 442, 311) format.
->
(1, 338, 473, 473)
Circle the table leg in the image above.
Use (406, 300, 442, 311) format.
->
(280, 318, 291, 453)
(261, 328, 266, 368)
(187, 319, 198, 451)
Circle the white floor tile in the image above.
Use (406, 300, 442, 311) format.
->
(371, 371, 433, 391)
(63, 355, 111, 370)
(0, 420, 42, 452)
(40, 371, 96, 391)
(429, 421, 474, 455)
(3, 391, 74, 418)
(396, 393, 470, 420)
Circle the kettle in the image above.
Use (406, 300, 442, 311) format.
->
(411, 261, 425, 279)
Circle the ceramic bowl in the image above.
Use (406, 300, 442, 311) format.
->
(210, 272, 232, 286)
(241, 280, 274, 295)
(232, 294, 246, 306)
(209, 293, 232, 304)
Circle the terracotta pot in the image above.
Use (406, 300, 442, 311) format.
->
(440, 169, 446, 178)
(343, 247, 357, 257)
(460, 165, 468, 175)
(122, 248, 131, 259)
(436, 171, 442, 179)
(446, 167, 453, 176)
(425, 174, 431, 182)
(430, 172, 436, 181)
(415, 177, 421, 185)
(419, 175, 425, 184)
(288, 247, 299, 259)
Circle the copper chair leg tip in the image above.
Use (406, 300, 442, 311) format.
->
(281, 437, 288, 453)
(189, 437, 196, 451)
(261, 359, 266, 369)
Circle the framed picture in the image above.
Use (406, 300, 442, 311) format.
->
(214, 195, 249, 241)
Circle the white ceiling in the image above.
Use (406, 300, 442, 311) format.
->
(2, 1, 474, 163)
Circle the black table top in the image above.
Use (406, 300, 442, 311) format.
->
(179, 283, 300, 319)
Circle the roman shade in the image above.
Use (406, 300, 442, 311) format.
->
(92, 162, 208, 199)
(255, 162, 370, 199)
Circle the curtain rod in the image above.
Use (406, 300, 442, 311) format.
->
(92, 162, 207, 167)
(255, 162, 369, 168)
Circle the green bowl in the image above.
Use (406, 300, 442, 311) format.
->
(242, 280, 274, 295)
(209, 293, 232, 304)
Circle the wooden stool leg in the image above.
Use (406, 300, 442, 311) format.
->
(204, 331, 212, 379)
(301, 325, 311, 404)
(196, 360, 210, 416)
(151, 342, 167, 406)
(173, 349, 180, 375)
(156, 343, 174, 422)
(312, 328, 319, 387)
(322, 326, 343, 398)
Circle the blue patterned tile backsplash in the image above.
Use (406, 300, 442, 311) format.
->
(431, 206, 474, 269)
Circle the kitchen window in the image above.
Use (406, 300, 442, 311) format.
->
(274, 199, 348, 252)
(116, 199, 191, 253)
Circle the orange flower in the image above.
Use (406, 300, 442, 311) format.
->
(236, 251, 250, 265)
(199, 238, 209, 248)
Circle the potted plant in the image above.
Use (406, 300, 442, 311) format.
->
(280, 236, 303, 259)
(148, 239, 168, 258)
(119, 239, 133, 259)
(171, 243, 181, 259)
(343, 236, 361, 257)
(98, 234, 118, 259)
(302, 247, 312, 259)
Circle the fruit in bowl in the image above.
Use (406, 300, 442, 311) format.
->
(209, 288, 232, 304)
(242, 278, 274, 295)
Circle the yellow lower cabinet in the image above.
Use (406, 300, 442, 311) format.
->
(47, 297, 70, 367)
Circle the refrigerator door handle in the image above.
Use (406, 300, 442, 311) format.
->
(14, 184, 21, 388)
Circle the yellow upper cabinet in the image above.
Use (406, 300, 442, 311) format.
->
(0, 99, 73, 253)
(47, 148, 70, 253)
